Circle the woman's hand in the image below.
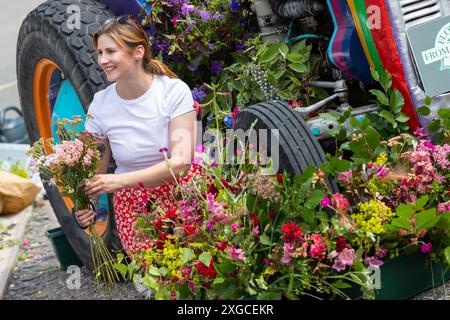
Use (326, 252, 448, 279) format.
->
(84, 174, 123, 197)
(75, 208, 96, 228)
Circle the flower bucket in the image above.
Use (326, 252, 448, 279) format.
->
(350, 252, 450, 300)
(45, 227, 83, 270)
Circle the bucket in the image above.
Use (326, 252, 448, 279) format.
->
(45, 227, 83, 270)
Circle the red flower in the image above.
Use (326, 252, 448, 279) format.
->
(165, 207, 178, 220)
(154, 219, 163, 230)
(195, 257, 217, 279)
(269, 210, 278, 220)
(276, 173, 283, 184)
(216, 241, 228, 252)
(207, 184, 219, 196)
(281, 221, 303, 242)
(193, 101, 203, 116)
(183, 224, 197, 235)
(220, 178, 238, 192)
(335, 236, 348, 253)
(249, 212, 259, 226)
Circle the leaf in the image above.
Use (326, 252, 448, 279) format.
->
(159, 267, 169, 277)
(390, 89, 405, 114)
(199, 252, 213, 267)
(217, 261, 236, 274)
(302, 208, 315, 224)
(182, 248, 195, 264)
(260, 44, 279, 63)
(369, 89, 389, 106)
(370, 68, 380, 82)
(213, 277, 225, 285)
(289, 63, 307, 73)
(395, 113, 410, 123)
(255, 275, 269, 290)
(148, 266, 160, 277)
(391, 217, 413, 230)
(427, 120, 441, 133)
(307, 190, 325, 209)
(396, 203, 414, 219)
(365, 126, 381, 149)
(286, 53, 303, 63)
(415, 195, 429, 211)
(379, 110, 397, 128)
(260, 233, 272, 246)
(266, 71, 277, 87)
(332, 280, 353, 289)
(445, 247, 450, 265)
(417, 106, 431, 116)
(188, 242, 206, 247)
(257, 291, 282, 300)
(424, 95, 432, 106)
(113, 263, 128, 279)
(291, 40, 306, 53)
(416, 208, 440, 231)
(380, 70, 392, 91)
(279, 43, 289, 58)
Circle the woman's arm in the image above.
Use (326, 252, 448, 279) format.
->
(84, 111, 196, 197)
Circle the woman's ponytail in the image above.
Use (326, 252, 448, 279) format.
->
(145, 58, 178, 79)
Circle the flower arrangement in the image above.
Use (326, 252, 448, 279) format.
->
(27, 116, 120, 290)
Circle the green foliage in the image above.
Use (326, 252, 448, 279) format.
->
(417, 96, 450, 144)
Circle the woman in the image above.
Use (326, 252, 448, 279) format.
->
(74, 15, 198, 256)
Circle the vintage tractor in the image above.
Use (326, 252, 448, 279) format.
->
(17, 0, 450, 267)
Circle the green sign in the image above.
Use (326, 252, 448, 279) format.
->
(407, 16, 450, 97)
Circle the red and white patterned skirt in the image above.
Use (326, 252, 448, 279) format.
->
(113, 165, 203, 256)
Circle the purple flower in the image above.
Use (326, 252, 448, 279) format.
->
(229, 0, 239, 11)
(263, 258, 271, 265)
(208, 43, 216, 50)
(232, 106, 240, 125)
(181, 3, 195, 16)
(188, 64, 198, 72)
(213, 11, 223, 21)
(376, 165, 389, 179)
(235, 42, 246, 51)
(211, 60, 222, 75)
(211, 161, 219, 167)
(421, 242, 432, 254)
(159, 147, 168, 153)
(281, 242, 294, 264)
(198, 9, 211, 21)
(321, 197, 331, 208)
(192, 87, 206, 102)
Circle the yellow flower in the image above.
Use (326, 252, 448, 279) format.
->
(373, 153, 388, 166)
(351, 200, 394, 235)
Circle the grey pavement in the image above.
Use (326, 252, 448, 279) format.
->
(0, 0, 45, 115)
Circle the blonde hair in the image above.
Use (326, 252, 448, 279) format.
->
(93, 17, 178, 79)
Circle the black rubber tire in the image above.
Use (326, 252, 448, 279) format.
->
(234, 100, 339, 193)
(17, 0, 123, 269)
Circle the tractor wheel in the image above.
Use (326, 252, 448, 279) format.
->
(233, 100, 339, 193)
(17, 0, 123, 269)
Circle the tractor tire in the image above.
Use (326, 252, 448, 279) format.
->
(17, 0, 123, 269)
(233, 100, 339, 193)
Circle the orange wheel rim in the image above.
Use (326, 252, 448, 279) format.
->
(33, 58, 107, 236)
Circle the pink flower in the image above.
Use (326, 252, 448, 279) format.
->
(231, 223, 239, 232)
(192, 156, 202, 165)
(423, 140, 436, 151)
(206, 193, 223, 215)
(331, 193, 350, 214)
(420, 242, 432, 254)
(211, 162, 219, 167)
(337, 170, 352, 184)
(281, 242, 295, 264)
(22, 239, 30, 249)
(363, 256, 384, 267)
(376, 165, 390, 179)
(332, 259, 346, 272)
(231, 106, 240, 125)
(321, 197, 331, 208)
(338, 248, 355, 265)
(310, 234, 327, 259)
(55, 139, 84, 166)
(252, 226, 260, 236)
(195, 144, 206, 153)
(228, 247, 245, 261)
(172, 16, 178, 26)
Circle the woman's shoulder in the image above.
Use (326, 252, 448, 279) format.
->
(91, 82, 116, 104)
(157, 75, 191, 94)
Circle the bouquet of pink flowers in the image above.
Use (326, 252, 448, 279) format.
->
(27, 116, 119, 290)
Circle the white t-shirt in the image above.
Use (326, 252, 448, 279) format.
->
(85, 75, 194, 174)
